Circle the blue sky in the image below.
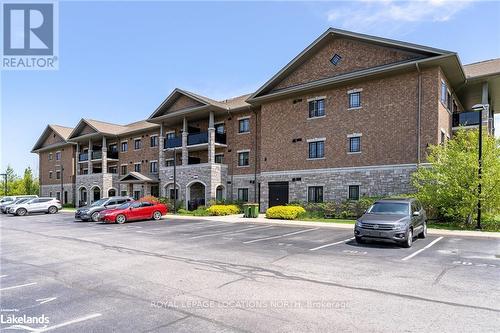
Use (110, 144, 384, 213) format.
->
(1, 0, 500, 176)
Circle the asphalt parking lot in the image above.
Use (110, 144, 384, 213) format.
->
(1, 212, 499, 332)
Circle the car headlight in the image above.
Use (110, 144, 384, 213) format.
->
(355, 220, 363, 227)
(393, 224, 406, 231)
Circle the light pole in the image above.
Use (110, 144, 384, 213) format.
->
(472, 103, 489, 230)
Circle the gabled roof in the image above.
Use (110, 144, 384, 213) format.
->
(463, 58, 500, 79)
(248, 27, 454, 101)
(31, 124, 74, 153)
(149, 88, 251, 120)
(119, 172, 158, 183)
(68, 118, 159, 140)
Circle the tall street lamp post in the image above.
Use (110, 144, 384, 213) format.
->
(472, 103, 489, 230)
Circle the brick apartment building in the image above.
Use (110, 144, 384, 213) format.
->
(32, 28, 499, 211)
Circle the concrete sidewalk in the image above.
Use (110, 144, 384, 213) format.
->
(166, 213, 500, 239)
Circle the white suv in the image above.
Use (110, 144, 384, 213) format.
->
(9, 197, 62, 216)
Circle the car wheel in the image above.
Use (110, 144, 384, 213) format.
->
(16, 208, 27, 216)
(152, 211, 162, 220)
(418, 221, 427, 239)
(402, 229, 413, 248)
(91, 212, 100, 222)
(355, 236, 365, 244)
(48, 206, 58, 214)
(115, 214, 126, 224)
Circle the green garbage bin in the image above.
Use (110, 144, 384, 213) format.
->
(243, 203, 259, 218)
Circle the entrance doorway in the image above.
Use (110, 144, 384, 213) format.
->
(268, 182, 289, 207)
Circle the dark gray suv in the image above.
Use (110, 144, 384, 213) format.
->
(75, 196, 132, 222)
(354, 198, 427, 248)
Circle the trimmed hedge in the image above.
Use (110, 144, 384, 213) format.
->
(207, 204, 240, 216)
(266, 205, 306, 220)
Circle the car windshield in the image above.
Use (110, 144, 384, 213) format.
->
(368, 202, 409, 215)
(13, 198, 29, 204)
(90, 199, 108, 207)
(116, 202, 132, 209)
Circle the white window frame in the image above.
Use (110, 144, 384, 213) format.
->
(134, 162, 141, 172)
(307, 138, 326, 160)
(121, 140, 128, 152)
(120, 164, 128, 175)
(55, 151, 61, 160)
(150, 134, 159, 148)
(347, 133, 362, 154)
(149, 160, 158, 174)
(237, 116, 250, 134)
(133, 138, 142, 150)
(237, 149, 250, 167)
(347, 88, 362, 110)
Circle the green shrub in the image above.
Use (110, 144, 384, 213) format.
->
(266, 205, 306, 220)
(191, 206, 209, 216)
(177, 208, 190, 215)
(207, 204, 240, 216)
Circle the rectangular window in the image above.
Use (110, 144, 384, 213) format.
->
(121, 165, 127, 175)
(121, 141, 128, 152)
(215, 123, 225, 134)
(215, 154, 224, 164)
(166, 159, 175, 167)
(238, 118, 250, 133)
(447, 92, 452, 110)
(121, 190, 127, 196)
(55, 151, 61, 160)
(166, 132, 176, 140)
(56, 171, 61, 179)
(150, 161, 158, 174)
(134, 163, 141, 172)
(56, 192, 61, 201)
(308, 141, 325, 159)
(238, 188, 249, 202)
(349, 137, 361, 153)
(48, 153, 53, 160)
(49, 171, 52, 179)
(134, 139, 141, 150)
(150, 135, 158, 147)
(441, 80, 447, 104)
(348, 185, 360, 201)
(308, 99, 325, 118)
(108, 166, 118, 174)
(238, 151, 249, 166)
(349, 92, 361, 108)
(308, 186, 323, 203)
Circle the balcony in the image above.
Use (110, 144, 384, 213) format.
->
(79, 153, 89, 162)
(108, 151, 119, 159)
(91, 150, 102, 160)
(187, 132, 209, 145)
(165, 136, 182, 149)
(453, 111, 480, 128)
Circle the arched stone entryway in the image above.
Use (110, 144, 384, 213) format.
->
(164, 182, 180, 200)
(108, 188, 117, 197)
(90, 186, 101, 203)
(186, 181, 206, 210)
(215, 184, 226, 202)
(78, 186, 88, 207)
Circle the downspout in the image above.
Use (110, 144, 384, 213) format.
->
(416, 63, 422, 165)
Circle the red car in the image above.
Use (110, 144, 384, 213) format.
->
(99, 200, 167, 224)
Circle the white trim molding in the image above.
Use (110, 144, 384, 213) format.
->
(347, 88, 363, 94)
(306, 96, 326, 102)
(306, 137, 326, 143)
(347, 133, 362, 138)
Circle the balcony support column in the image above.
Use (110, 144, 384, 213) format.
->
(76, 143, 80, 175)
(208, 111, 215, 164)
(102, 136, 107, 174)
(88, 139, 93, 174)
(182, 117, 188, 166)
(159, 123, 165, 168)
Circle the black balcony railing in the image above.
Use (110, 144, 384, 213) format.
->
(165, 136, 182, 149)
(188, 132, 208, 145)
(91, 150, 102, 160)
(78, 153, 89, 162)
(453, 111, 480, 127)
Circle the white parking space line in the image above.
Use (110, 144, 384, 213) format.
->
(189, 225, 273, 239)
(36, 297, 57, 304)
(0, 282, 37, 291)
(136, 230, 155, 235)
(243, 228, 319, 244)
(309, 237, 355, 251)
(0, 274, 8, 278)
(402, 236, 444, 261)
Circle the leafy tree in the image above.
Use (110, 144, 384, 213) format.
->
(412, 129, 500, 224)
(0, 165, 40, 196)
(22, 167, 39, 195)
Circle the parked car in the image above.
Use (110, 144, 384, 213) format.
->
(354, 198, 427, 248)
(98, 200, 167, 224)
(0, 195, 38, 210)
(75, 196, 133, 222)
(1, 197, 33, 214)
(9, 197, 62, 216)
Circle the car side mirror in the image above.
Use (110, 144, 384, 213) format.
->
(412, 211, 420, 217)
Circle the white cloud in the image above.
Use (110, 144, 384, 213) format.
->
(327, 0, 473, 34)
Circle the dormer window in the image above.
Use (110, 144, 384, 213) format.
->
(330, 54, 342, 66)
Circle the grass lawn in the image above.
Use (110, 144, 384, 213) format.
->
(61, 207, 77, 212)
(428, 216, 500, 232)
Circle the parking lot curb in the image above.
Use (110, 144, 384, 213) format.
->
(166, 214, 500, 238)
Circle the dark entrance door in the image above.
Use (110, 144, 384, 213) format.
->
(268, 182, 289, 207)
